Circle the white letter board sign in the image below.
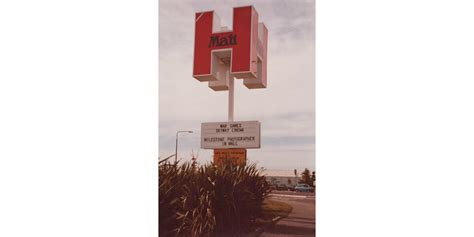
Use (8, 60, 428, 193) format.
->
(201, 121, 261, 149)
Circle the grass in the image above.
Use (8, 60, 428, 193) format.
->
(261, 199, 293, 220)
(252, 199, 293, 231)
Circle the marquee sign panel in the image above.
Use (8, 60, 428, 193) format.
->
(201, 121, 260, 149)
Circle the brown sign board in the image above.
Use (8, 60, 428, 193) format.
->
(213, 149, 246, 166)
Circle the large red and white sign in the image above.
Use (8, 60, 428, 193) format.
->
(193, 6, 268, 90)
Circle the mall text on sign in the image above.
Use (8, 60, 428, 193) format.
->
(213, 149, 246, 166)
(201, 121, 260, 149)
(193, 6, 268, 90)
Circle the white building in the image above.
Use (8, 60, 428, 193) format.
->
(263, 169, 299, 188)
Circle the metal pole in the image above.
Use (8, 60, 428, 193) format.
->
(175, 131, 193, 163)
(228, 76, 234, 122)
(175, 132, 179, 163)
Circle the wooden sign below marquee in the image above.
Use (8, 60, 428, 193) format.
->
(214, 149, 246, 166)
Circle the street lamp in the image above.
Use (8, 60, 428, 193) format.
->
(175, 130, 193, 163)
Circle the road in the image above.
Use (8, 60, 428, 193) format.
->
(262, 191, 315, 237)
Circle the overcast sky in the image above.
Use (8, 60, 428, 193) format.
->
(159, 0, 314, 170)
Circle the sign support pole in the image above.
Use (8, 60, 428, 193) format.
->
(226, 76, 246, 165)
(228, 76, 234, 122)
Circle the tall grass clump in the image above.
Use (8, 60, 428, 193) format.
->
(159, 161, 270, 236)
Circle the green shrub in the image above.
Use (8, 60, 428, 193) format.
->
(159, 161, 270, 236)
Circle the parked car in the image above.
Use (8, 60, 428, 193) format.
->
(276, 184, 289, 191)
(295, 183, 314, 192)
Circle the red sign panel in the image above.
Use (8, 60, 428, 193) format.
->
(193, 6, 267, 89)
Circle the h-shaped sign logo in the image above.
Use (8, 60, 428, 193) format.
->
(193, 6, 268, 90)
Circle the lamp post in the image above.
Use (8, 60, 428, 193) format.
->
(175, 130, 193, 163)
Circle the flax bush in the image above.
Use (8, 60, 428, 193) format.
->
(159, 161, 270, 236)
